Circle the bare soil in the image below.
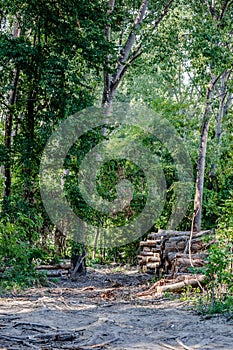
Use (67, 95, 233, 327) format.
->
(0, 266, 232, 350)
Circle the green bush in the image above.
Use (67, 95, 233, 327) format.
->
(0, 213, 46, 289)
(199, 193, 233, 313)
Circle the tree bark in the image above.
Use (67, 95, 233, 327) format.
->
(193, 75, 222, 231)
(215, 71, 232, 143)
(71, 244, 86, 277)
(23, 23, 41, 202)
(3, 20, 21, 203)
(3, 69, 20, 199)
(193, 2, 232, 231)
(209, 70, 232, 182)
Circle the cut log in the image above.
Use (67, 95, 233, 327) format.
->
(167, 252, 177, 261)
(168, 236, 189, 242)
(151, 247, 161, 252)
(39, 269, 69, 277)
(176, 241, 186, 250)
(175, 257, 207, 267)
(146, 262, 160, 269)
(142, 246, 152, 252)
(157, 275, 206, 293)
(139, 251, 154, 256)
(175, 252, 208, 259)
(147, 232, 159, 239)
(140, 240, 163, 246)
(36, 263, 71, 270)
(138, 256, 161, 263)
(158, 230, 191, 236)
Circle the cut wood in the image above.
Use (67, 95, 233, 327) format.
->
(146, 262, 160, 269)
(36, 263, 71, 270)
(39, 269, 68, 277)
(138, 229, 212, 275)
(140, 240, 163, 246)
(139, 251, 154, 256)
(138, 256, 161, 264)
(156, 275, 206, 294)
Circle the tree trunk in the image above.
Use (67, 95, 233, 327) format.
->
(193, 2, 231, 230)
(71, 244, 86, 277)
(215, 71, 232, 147)
(92, 228, 100, 259)
(101, 0, 116, 108)
(210, 71, 232, 183)
(23, 86, 36, 202)
(3, 68, 20, 199)
(193, 75, 221, 231)
(3, 20, 21, 207)
(23, 24, 41, 203)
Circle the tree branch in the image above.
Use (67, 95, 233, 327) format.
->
(219, 0, 233, 21)
(152, 0, 175, 31)
(0, 96, 14, 112)
(205, 0, 216, 19)
(127, 43, 142, 64)
(112, 0, 148, 86)
(119, 17, 126, 47)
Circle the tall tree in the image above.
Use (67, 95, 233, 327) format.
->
(193, 0, 233, 231)
(3, 20, 20, 202)
(101, 0, 175, 107)
(0, 0, 109, 210)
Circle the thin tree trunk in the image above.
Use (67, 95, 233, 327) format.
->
(23, 85, 37, 202)
(101, 0, 116, 108)
(193, 75, 221, 231)
(93, 228, 100, 259)
(210, 71, 232, 179)
(23, 23, 40, 203)
(71, 244, 86, 277)
(193, 1, 232, 231)
(215, 71, 232, 145)
(3, 20, 21, 203)
(3, 68, 20, 199)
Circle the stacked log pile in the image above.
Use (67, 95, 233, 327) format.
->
(138, 229, 213, 275)
(36, 260, 71, 278)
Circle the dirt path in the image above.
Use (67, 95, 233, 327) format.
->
(0, 267, 232, 350)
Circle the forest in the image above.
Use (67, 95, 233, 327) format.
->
(0, 0, 232, 320)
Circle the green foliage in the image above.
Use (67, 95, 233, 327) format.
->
(0, 213, 47, 288)
(197, 296, 233, 315)
(0, 0, 110, 286)
(198, 194, 233, 313)
(0, 0, 232, 287)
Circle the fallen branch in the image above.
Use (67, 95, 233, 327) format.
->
(158, 342, 180, 350)
(13, 322, 57, 329)
(0, 334, 38, 348)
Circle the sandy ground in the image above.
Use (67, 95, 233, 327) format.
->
(0, 267, 232, 350)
